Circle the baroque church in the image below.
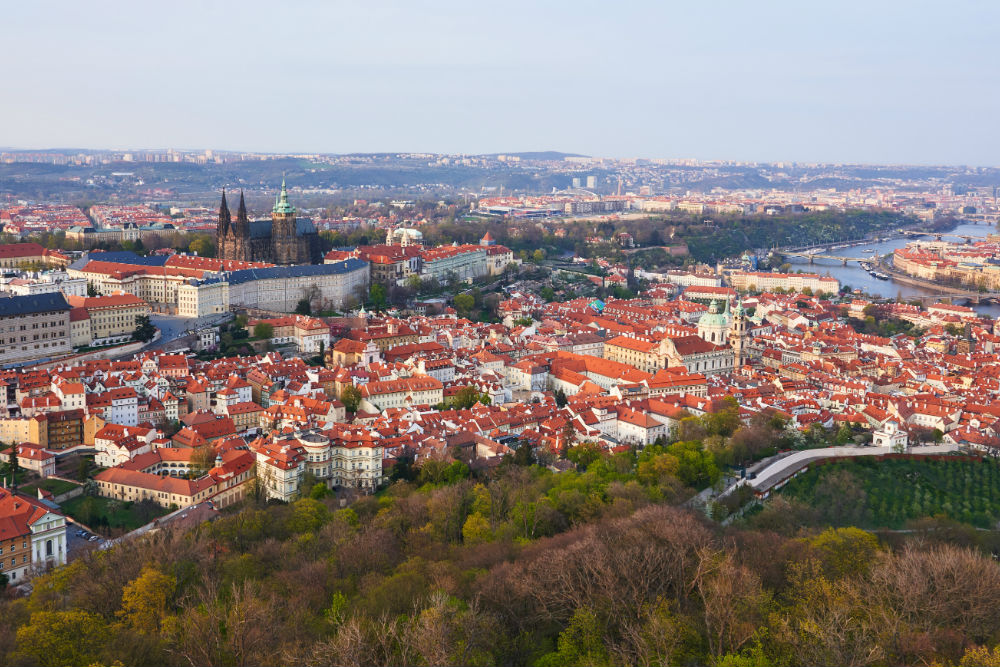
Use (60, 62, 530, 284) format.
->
(216, 180, 322, 265)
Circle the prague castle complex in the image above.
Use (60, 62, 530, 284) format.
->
(216, 180, 322, 265)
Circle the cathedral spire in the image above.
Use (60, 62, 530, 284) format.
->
(233, 189, 249, 234)
(273, 176, 296, 215)
(218, 189, 231, 234)
(237, 190, 248, 222)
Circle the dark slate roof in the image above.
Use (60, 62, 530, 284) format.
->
(248, 221, 272, 239)
(246, 218, 316, 239)
(226, 259, 368, 286)
(296, 218, 317, 235)
(84, 251, 169, 267)
(0, 292, 71, 316)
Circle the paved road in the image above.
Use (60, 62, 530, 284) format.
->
(749, 444, 960, 494)
(150, 314, 192, 342)
(142, 313, 232, 353)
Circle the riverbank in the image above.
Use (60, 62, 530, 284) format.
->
(783, 220, 1000, 316)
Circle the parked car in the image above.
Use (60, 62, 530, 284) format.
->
(88, 535, 100, 542)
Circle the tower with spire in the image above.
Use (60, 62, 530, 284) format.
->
(217, 189, 231, 236)
(216, 179, 321, 265)
(271, 177, 306, 264)
(729, 299, 749, 369)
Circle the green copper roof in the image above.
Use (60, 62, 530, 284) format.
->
(272, 177, 296, 215)
(698, 298, 729, 328)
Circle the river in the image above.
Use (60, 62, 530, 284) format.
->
(782, 221, 1000, 317)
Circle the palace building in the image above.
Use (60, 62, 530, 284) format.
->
(216, 180, 322, 265)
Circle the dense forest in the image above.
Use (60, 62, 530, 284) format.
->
(5, 439, 1000, 666)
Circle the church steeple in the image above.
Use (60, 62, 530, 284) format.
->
(273, 176, 296, 215)
(236, 190, 248, 229)
(218, 190, 231, 234)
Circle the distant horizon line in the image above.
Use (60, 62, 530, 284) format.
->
(1, 146, 998, 170)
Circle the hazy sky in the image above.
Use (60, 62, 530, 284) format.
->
(4, 1, 998, 164)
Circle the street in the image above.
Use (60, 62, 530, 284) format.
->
(144, 313, 232, 353)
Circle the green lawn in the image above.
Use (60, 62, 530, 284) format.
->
(60, 495, 170, 534)
(780, 456, 1000, 529)
(0, 465, 30, 488)
(20, 477, 80, 497)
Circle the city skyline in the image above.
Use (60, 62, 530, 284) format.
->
(4, 1, 999, 165)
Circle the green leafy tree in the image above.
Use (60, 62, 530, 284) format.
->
(462, 513, 493, 544)
(537, 607, 611, 667)
(8, 446, 19, 482)
(14, 610, 109, 667)
(287, 498, 331, 533)
(117, 566, 176, 635)
(451, 386, 488, 409)
(131, 315, 157, 343)
(567, 442, 603, 469)
(340, 385, 362, 413)
(554, 389, 568, 408)
(369, 283, 387, 311)
(453, 293, 475, 318)
(188, 235, 215, 257)
(510, 442, 536, 467)
(805, 527, 880, 578)
(253, 322, 274, 340)
(294, 298, 312, 315)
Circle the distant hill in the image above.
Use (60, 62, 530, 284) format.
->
(488, 151, 588, 160)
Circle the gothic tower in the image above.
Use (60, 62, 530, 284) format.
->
(271, 177, 305, 264)
(216, 190, 231, 253)
(231, 190, 251, 262)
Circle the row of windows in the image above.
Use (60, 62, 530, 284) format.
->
(0, 540, 27, 554)
(0, 555, 28, 569)
(0, 340, 66, 353)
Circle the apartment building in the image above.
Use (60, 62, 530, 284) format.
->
(273, 429, 384, 494)
(5, 273, 87, 298)
(0, 243, 69, 269)
(420, 244, 489, 283)
(0, 293, 72, 365)
(247, 315, 330, 354)
(94, 448, 256, 509)
(603, 335, 667, 373)
(176, 278, 229, 318)
(728, 271, 839, 294)
(66, 292, 151, 345)
(350, 245, 422, 286)
(0, 487, 67, 583)
(359, 376, 444, 410)
(226, 260, 370, 313)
